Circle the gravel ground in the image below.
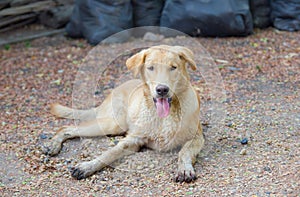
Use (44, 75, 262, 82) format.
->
(0, 27, 299, 196)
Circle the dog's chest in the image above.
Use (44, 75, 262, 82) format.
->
(128, 102, 191, 151)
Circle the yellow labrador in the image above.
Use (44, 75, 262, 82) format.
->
(43, 45, 204, 183)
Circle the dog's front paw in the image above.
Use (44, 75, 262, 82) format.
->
(42, 140, 62, 156)
(70, 161, 96, 180)
(174, 164, 197, 183)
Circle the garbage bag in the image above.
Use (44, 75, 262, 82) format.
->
(249, 0, 272, 28)
(132, 0, 164, 27)
(271, 0, 300, 31)
(160, 0, 253, 37)
(66, 1, 82, 38)
(66, 0, 133, 45)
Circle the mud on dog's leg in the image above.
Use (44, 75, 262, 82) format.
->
(175, 133, 205, 183)
(70, 136, 143, 180)
(43, 118, 125, 156)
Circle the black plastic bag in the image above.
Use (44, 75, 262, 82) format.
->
(132, 0, 164, 27)
(66, 0, 133, 45)
(249, 0, 272, 28)
(271, 0, 300, 32)
(160, 0, 253, 37)
(66, 1, 82, 38)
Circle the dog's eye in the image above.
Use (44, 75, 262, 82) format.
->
(147, 66, 154, 71)
(171, 66, 177, 71)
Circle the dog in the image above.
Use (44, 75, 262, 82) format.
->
(43, 45, 205, 183)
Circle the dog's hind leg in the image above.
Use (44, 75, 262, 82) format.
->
(43, 118, 126, 156)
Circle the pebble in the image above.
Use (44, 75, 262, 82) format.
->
(241, 138, 248, 145)
(81, 150, 89, 158)
(149, 164, 155, 169)
(143, 32, 164, 42)
(136, 165, 143, 170)
(227, 66, 241, 71)
(94, 90, 101, 95)
(263, 166, 272, 173)
(109, 141, 115, 146)
(40, 133, 48, 139)
(226, 122, 234, 127)
(240, 148, 247, 155)
(266, 139, 272, 145)
(271, 106, 276, 111)
(43, 157, 50, 163)
(249, 108, 256, 113)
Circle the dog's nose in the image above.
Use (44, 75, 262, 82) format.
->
(156, 85, 169, 97)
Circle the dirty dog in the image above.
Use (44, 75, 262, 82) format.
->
(43, 45, 205, 183)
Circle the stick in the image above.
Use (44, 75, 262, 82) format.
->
(0, 28, 65, 46)
(0, 13, 36, 28)
(0, 1, 55, 16)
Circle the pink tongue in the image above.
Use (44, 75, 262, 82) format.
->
(155, 98, 170, 118)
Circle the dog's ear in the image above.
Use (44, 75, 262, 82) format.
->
(175, 46, 197, 71)
(126, 50, 147, 77)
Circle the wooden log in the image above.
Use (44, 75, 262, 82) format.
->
(0, 17, 36, 33)
(0, 1, 56, 16)
(56, 0, 74, 5)
(39, 5, 73, 28)
(0, 28, 65, 45)
(0, 0, 12, 10)
(10, 0, 39, 7)
(0, 13, 36, 28)
(0, 0, 12, 9)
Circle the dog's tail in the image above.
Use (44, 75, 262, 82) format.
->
(50, 103, 96, 121)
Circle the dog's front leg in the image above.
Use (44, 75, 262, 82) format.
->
(175, 133, 205, 183)
(70, 136, 143, 180)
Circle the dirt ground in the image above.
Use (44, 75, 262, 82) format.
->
(0, 27, 299, 196)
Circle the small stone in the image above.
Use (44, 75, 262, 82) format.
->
(226, 122, 234, 127)
(81, 150, 89, 158)
(64, 159, 71, 165)
(263, 166, 272, 173)
(149, 164, 155, 169)
(249, 108, 256, 113)
(143, 32, 164, 42)
(43, 157, 50, 163)
(40, 133, 48, 139)
(241, 138, 248, 145)
(136, 165, 143, 170)
(271, 106, 276, 111)
(94, 90, 101, 95)
(109, 139, 119, 146)
(240, 148, 247, 155)
(266, 139, 272, 145)
(227, 66, 241, 71)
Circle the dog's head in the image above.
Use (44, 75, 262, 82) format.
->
(126, 45, 196, 118)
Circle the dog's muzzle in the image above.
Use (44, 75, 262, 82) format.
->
(153, 85, 172, 118)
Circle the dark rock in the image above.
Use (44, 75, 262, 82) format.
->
(241, 138, 248, 145)
(226, 122, 233, 127)
(40, 133, 48, 139)
(263, 166, 272, 173)
(249, 108, 256, 113)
